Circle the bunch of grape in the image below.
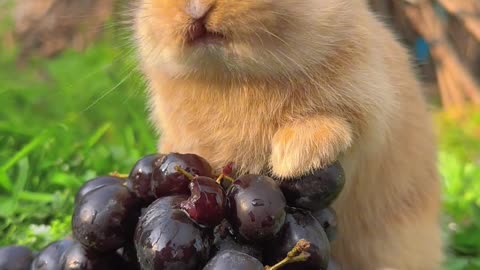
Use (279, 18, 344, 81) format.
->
(0, 152, 345, 270)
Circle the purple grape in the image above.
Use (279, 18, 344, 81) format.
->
(31, 240, 74, 270)
(279, 161, 345, 211)
(134, 196, 212, 270)
(264, 207, 330, 270)
(151, 153, 214, 198)
(61, 242, 123, 270)
(202, 250, 263, 270)
(0, 246, 33, 270)
(181, 176, 226, 227)
(128, 154, 163, 203)
(312, 207, 337, 242)
(212, 220, 263, 260)
(226, 174, 286, 242)
(75, 176, 122, 204)
(72, 184, 141, 252)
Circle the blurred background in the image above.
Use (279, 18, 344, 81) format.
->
(0, 0, 479, 269)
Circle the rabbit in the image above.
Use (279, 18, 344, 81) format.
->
(133, 0, 443, 269)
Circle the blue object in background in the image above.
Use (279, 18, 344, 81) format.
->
(415, 37, 431, 64)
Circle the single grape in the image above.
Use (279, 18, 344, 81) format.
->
(31, 240, 74, 270)
(72, 184, 141, 252)
(0, 246, 34, 270)
(134, 196, 212, 270)
(312, 207, 337, 242)
(264, 207, 330, 270)
(181, 176, 226, 227)
(279, 161, 345, 211)
(151, 153, 214, 198)
(75, 176, 122, 204)
(61, 242, 123, 270)
(212, 219, 263, 260)
(128, 154, 163, 203)
(202, 250, 263, 270)
(226, 174, 286, 242)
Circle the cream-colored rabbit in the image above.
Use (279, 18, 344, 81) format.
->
(134, 0, 443, 268)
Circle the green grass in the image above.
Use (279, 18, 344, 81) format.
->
(0, 11, 479, 270)
(0, 23, 156, 250)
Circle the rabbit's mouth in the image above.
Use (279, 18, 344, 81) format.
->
(186, 20, 227, 47)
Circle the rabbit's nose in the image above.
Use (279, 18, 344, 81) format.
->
(186, 0, 213, 20)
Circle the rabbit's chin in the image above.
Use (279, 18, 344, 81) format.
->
(145, 38, 329, 81)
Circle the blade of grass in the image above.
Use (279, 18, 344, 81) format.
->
(13, 158, 29, 194)
(17, 191, 54, 203)
(0, 170, 13, 193)
(126, 105, 156, 149)
(0, 132, 49, 173)
(0, 197, 15, 218)
(86, 123, 112, 149)
(0, 122, 35, 137)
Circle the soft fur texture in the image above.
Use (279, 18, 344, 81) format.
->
(134, 0, 443, 269)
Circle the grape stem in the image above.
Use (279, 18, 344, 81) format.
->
(109, 172, 129, 179)
(265, 240, 311, 270)
(215, 174, 224, 184)
(215, 173, 236, 185)
(218, 162, 236, 186)
(175, 166, 195, 181)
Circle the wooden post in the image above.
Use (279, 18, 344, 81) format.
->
(436, 0, 480, 42)
(400, 0, 480, 107)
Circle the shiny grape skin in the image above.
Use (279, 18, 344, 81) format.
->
(279, 161, 345, 211)
(0, 246, 34, 270)
(128, 154, 163, 203)
(151, 153, 214, 198)
(212, 220, 263, 261)
(74, 176, 122, 204)
(226, 174, 286, 242)
(181, 176, 226, 227)
(202, 250, 264, 270)
(31, 240, 75, 270)
(264, 207, 330, 270)
(134, 196, 212, 270)
(61, 242, 123, 270)
(312, 207, 338, 242)
(72, 184, 141, 252)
